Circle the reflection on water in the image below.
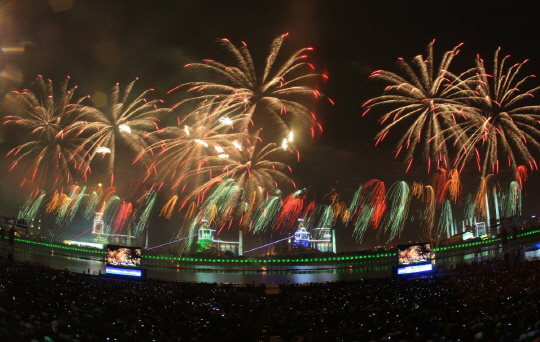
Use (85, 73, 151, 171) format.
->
(0, 240, 511, 284)
(149, 265, 391, 284)
(9, 244, 392, 283)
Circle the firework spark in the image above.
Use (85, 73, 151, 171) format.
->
(183, 131, 295, 209)
(380, 181, 410, 243)
(365, 42, 474, 172)
(151, 100, 245, 195)
(350, 180, 387, 242)
(454, 48, 540, 175)
(70, 79, 168, 185)
(132, 190, 157, 236)
(437, 199, 453, 239)
(18, 190, 46, 224)
(4, 76, 93, 190)
(173, 34, 324, 142)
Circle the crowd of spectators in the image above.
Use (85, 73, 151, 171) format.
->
(271, 259, 540, 342)
(1, 258, 540, 341)
(0, 263, 263, 341)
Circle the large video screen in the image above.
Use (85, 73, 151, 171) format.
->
(106, 245, 141, 268)
(397, 242, 431, 266)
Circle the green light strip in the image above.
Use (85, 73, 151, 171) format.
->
(14, 238, 106, 254)
(143, 253, 395, 263)
(13, 229, 540, 264)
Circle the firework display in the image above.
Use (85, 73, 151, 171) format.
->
(365, 42, 471, 173)
(172, 33, 326, 141)
(2, 34, 535, 255)
(4, 76, 94, 190)
(454, 49, 540, 175)
(69, 79, 169, 186)
(365, 43, 540, 178)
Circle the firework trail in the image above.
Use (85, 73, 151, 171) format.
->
(101, 186, 117, 203)
(174, 202, 198, 254)
(317, 205, 334, 229)
(54, 192, 72, 225)
(235, 191, 260, 231)
(410, 182, 435, 239)
(380, 181, 410, 243)
(197, 178, 245, 226)
(178, 178, 244, 255)
(364, 41, 474, 173)
(345, 185, 363, 225)
(18, 190, 46, 224)
(224, 137, 295, 207)
(325, 189, 349, 224)
(304, 203, 324, 229)
(411, 182, 424, 200)
(133, 190, 157, 236)
(422, 185, 436, 238)
(103, 195, 121, 233)
(356, 179, 387, 228)
(493, 185, 501, 225)
(351, 179, 388, 242)
(65, 186, 87, 225)
(56, 186, 87, 226)
(454, 48, 540, 175)
(75, 185, 105, 222)
(125, 190, 157, 236)
(160, 195, 178, 220)
(352, 206, 375, 242)
(46, 191, 69, 214)
(430, 168, 462, 206)
(275, 189, 306, 231)
(509, 181, 522, 217)
(446, 169, 462, 203)
(437, 199, 454, 239)
(500, 181, 521, 218)
(3, 76, 93, 190)
(112, 201, 133, 234)
(515, 165, 528, 189)
(150, 99, 246, 196)
(463, 193, 476, 225)
(301, 199, 317, 228)
(173, 33, 325, 142)
(70, 79, 168, 185)
(474, 175, 494, 222)
(182, 132, 295, 209)
(81, 191, 100, 220)
(430, 169, 447, 205)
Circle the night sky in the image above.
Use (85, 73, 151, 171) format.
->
(1, 1, 540, 251)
